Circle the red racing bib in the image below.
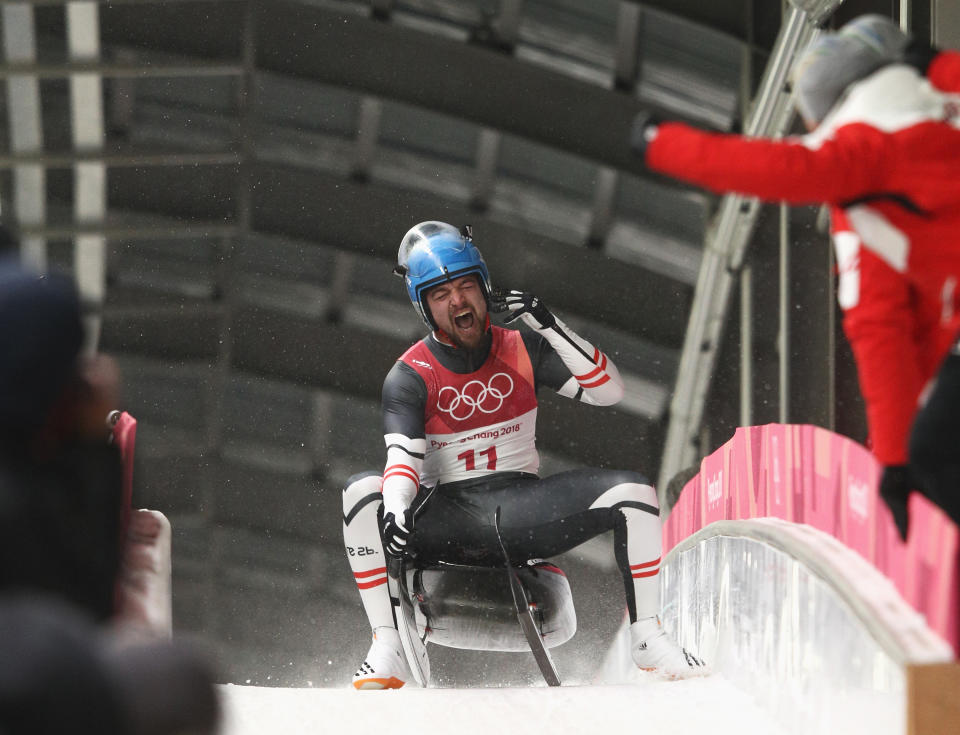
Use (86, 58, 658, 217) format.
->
(400, 327, 540, 486)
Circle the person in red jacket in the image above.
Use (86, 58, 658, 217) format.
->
(630, 14, 960, 540)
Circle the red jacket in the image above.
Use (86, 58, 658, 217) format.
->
(647, 55, 960, 465)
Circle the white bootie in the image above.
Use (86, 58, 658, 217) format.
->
(630, 617, 706, 678)
(352, 627, 408, 690)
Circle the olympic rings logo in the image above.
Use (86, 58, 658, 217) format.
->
(437, 373, 514, 421)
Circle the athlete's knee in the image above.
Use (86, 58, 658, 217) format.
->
(589, 473, 658, 513)
(346, 470, 381, 489)
(611, 469, 651, 489)
(342, 471, 383, 518)
(622, 479, 658, 508)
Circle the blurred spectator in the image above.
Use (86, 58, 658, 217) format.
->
(630, 15, 960, 541)
(0, 223, 17, 255)
(0, 256, 220, 734)
(0, 254, 120, 617)
(0, 596, 219, 735)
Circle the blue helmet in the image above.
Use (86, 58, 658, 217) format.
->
(394, 221, 493, 329)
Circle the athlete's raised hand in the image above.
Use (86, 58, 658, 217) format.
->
(380, 507, 414, 558)
(501, 290, 556, 331)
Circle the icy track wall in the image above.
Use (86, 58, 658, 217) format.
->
(649, 519, 951, 735)
(626, 424, 958, 734)
(663, 423, 959, 650)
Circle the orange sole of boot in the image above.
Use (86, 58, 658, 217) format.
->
(353, 676, 406, 690)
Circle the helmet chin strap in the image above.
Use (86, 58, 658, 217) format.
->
(433, 329, 455, 347)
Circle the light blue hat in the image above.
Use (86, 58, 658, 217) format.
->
(793, 15, 909, 125)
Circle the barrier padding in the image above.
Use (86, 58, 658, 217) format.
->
(663, 424, 959, 653)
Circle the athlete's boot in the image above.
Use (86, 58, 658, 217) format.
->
(352, 627, 407, 690)
(630, 616, 706, 678)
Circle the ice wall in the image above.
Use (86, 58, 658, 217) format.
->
(608, 424, 959, 734)
(604, 519, 951, 735)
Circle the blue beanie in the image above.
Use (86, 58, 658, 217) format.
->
(0, 257, 84, 436)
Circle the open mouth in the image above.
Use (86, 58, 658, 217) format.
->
(454, 310, 476, 331)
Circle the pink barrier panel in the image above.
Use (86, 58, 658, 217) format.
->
(699, 438, 729, 529)
(663, 423, 960, 654)
(805, 427, 839, 538)
(112, 411, 138, 542)
(734, 425, 763, 519)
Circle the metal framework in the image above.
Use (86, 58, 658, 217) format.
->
(8, 0, 918, 494)
(657, 3, 825, 489)
(657, 0, 960, 489)
(2, 4, 46, 271)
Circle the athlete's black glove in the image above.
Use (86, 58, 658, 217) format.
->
(380, 507, 414, 558)
(501, 290, 556, 330)
(879, 465, 914, 542)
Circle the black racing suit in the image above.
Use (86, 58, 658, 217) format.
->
(370, 326, 660, 622)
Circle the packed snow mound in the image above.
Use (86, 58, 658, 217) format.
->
(219, 676, 789, 735)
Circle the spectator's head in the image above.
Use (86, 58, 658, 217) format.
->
(0, 259, 86, 451)
(0, 596, 222, 735)
(0, 261, 125, 620)
(793, 14, 909, 127)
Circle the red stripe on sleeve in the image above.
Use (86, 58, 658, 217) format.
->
(630, 557, 661, 571)
(574, 353, 608, 382)
(383, 464, 419, 485)
(575, 364, 604, 381)
(579, 373, 611, 389)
